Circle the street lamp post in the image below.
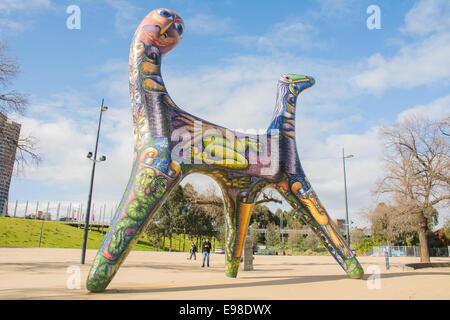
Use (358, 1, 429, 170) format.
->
(81, 99, 108, 264)
(342, 148, 354, 246)
(280, 211, 284, 246)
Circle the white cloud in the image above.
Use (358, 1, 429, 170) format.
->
(352, 0, 450, 94)
(0, 0, 51, 13)
(106, 0, 141, 38)
(234, 20, 326, 54)
(165, 54, 357, 133)
(351, 32, 450, 93)
(299, 127, 383, 225)
(0, 19, 26, 33)
(308, 0, 360, 22)
(0, 0, 53, 33)
(401, 0, 450, 36)
(398, 94, 450, 122)
(184, 13, 234, 35)
(9, 56, 134, 202)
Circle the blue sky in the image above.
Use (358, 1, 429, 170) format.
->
(1, 0, 449, 227)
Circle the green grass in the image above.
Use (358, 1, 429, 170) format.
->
(0, 217, 223, 252)
(0, 217, 155, 251)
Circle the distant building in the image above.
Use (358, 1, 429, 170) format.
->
(25, 211, 51, 220)
(0, 113, 21, 217)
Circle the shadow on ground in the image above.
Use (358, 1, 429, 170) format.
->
(95, 271, 450, 295)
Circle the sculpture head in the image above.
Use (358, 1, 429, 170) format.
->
(134, 8, 184, 55)
(135, 168, 156, 197)
(280, 74, 315, 96)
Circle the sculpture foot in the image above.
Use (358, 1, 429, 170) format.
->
(345, 257, 364, 279)
(225, 257, 241, 277)
(86, 254, 117, 293)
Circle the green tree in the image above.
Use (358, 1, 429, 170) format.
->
(265, 222, 279, 247)
(302, 231, 320, 251)
(249, 220, 260, 245)
(354, 237, 383, 255)
(144, 221, 164, 250)
(182, 183, 220, 245)
(158, 185, 185, 251)
(251, 205, 278, 228)
(368, 202, 437, 245)
(350, 228, 367, 248)
(443, 218, 450, 240)
(287, 220, 303, 251)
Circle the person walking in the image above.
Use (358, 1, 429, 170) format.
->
(188, 242, 197, 260)
(201, 238, 212, 268)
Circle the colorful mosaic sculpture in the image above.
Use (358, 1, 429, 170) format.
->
(86, 8, 364, 292)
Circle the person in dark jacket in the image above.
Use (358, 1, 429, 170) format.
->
(188, 242, 197, 260)
(201, 238, 212, 267)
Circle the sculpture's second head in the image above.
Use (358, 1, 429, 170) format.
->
(280, 74, 315, 96)
(134, 8, 184, 56)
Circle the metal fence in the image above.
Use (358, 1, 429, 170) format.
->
(371, 245, 450, 257)
(4, 200, 119, 225)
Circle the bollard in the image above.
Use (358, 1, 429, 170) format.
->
(384, 249, 390, 270)
(24, 200, 28, 218)
(38, 218, 45, 247)
(13, 200, 18, 218)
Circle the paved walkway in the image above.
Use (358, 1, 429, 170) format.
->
(1, 248, 449, 299)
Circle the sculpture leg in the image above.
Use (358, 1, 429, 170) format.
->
(275, 177, 364, 279)
(223, 195, 255, 277)
(86, 164, 179, 292)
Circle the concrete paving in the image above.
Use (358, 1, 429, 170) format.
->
(1, 248, 449, 300)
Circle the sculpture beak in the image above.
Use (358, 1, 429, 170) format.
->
(159, 21, 173, 36)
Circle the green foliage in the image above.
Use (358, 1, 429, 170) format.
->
(354, 237, 383, 254)
(442, 218, 450, 240)
(302, 231, 320, 251)
(287, 231, 302, 250)
(157, 185, 185, 250)
(251, 205, 279, 228)
(264, 222, 280, 247)
(350, 228, 367, 248)
(287, 220, 304, 251)
(249, 221, 260, 245)
(369, 202, 421, 245)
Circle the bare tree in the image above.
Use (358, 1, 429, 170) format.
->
(375, 114, 450, 262)
(367, 202, 431, 245)
(0, 42, 40, 172)
(189, 187, 282, 208)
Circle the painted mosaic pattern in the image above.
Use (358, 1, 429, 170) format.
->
(86, 8, 363, 292)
